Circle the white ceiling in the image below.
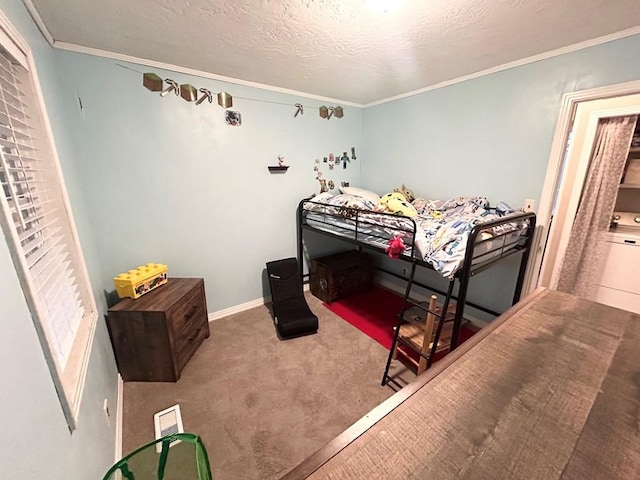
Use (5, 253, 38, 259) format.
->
(28, 0, 640, 105)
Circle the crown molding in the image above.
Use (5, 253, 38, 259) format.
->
(53, 41, 363, 107)
(22, 0, 54, 46)
(365, 26, 640, 107)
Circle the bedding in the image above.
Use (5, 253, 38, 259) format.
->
(338, 186, 381, 205)
(413, 196, 526, 278)
(302, 193, 528, 279)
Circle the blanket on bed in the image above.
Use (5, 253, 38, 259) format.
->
(303, 193, 526, 279)
(413, 196, 522, 278)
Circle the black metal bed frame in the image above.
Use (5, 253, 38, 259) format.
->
(296, 197, 537, 387)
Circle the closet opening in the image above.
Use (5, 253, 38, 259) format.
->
(527, 83, 640, 297)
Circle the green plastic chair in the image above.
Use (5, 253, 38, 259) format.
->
(102, 433, 212, 480)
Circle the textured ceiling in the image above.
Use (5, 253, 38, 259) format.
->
(29, 0, 640, 105)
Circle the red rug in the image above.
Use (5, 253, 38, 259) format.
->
(323, 286, 476, 364)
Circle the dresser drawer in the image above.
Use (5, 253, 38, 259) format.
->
(176, 321, 209, 371)
(168, 283, 206, 333)
(174, 311, 208, 353)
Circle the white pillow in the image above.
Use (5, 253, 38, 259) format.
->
(311, 192, 334, 203)
(339, 186, 381, 205)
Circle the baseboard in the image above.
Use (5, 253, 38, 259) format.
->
(115, 374, 123, 462)
(205, 280, 489, 327)
(208, 285, 310, 322)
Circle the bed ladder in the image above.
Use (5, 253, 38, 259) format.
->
(381, 262, 457, 387)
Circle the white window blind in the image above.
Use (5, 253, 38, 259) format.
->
(0, 26, 95, 429)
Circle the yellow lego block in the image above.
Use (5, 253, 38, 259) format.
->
(114, 263, 168, 299)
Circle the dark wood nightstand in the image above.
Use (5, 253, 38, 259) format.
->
(106, 277, 210, 382)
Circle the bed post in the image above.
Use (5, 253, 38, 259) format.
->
(449, 274, 470, 351)
(450, 222, 479, 350)
(428, 279, 457, 367)
(297, 200, 304, 281)
(512, 214, 537, 304)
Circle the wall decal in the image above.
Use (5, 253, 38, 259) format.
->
(159, 79, 179, 97)
(217, 92, 233, 109)
(196, 88, 213, 105)
(143, 72, 163, 92)
(129, 67, 348, 120)
(180, 84, 197, 102)
(341, 152, 350, 169)
(316, 171, 328, 193)
(225, 111, 241, 126)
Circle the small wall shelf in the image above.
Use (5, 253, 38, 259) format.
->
(268, 165, 289, 172)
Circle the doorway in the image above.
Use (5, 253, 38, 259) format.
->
(527, 82, 640, 292)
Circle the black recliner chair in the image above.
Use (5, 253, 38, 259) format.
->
(266, 257, 318, 339)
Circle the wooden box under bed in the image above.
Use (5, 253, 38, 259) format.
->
(310, 250, 374, 304)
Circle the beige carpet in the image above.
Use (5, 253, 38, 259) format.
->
(122, 292, 415, 480)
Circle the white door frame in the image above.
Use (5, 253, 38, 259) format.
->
(525, 79, 640, 293)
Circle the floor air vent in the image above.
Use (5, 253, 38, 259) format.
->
(153, 404, 184, 452)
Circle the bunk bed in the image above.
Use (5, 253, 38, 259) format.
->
(296, 193, 537, 388)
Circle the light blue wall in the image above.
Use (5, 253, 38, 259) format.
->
(362, 34, 640, 204)
(0, 0, 118, 478)
(362, 33, 640, 312)
(50, 50, 363, 311)
(0, 2, 361, 476)
(3, 3, 640, 476)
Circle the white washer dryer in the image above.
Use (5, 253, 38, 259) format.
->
(594, 227, 640, 314)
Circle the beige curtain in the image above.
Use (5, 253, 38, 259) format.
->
(556, 115, 637, 298)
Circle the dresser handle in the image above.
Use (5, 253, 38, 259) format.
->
(184, 305, 198, 322)
(187, 328, 201, 343)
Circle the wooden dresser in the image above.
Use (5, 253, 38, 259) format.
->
(106, 277, 210, 382)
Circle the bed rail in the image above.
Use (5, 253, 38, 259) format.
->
(298, 196, 418, 262)
(449, 210, 536, 347)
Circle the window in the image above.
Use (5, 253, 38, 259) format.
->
(0, 18, 96, 430)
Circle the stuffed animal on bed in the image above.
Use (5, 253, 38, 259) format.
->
(385, 234, 406, 259)
(393, 183, 415, 203)
(378, 192, 418, 218)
